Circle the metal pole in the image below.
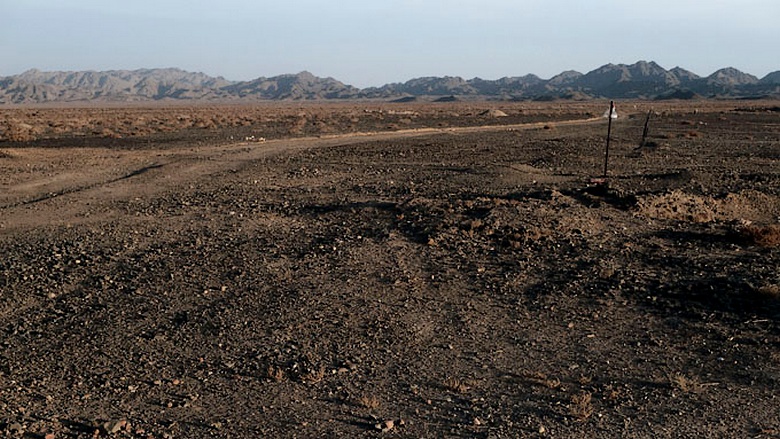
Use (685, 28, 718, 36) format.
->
(603, 101, 614, 178)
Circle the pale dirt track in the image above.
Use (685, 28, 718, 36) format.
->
(0, 116, 602, 232)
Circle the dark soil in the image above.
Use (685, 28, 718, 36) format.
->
(1, 102, 779, 438)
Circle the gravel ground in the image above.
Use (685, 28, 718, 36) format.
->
(1, 102, 779, 438)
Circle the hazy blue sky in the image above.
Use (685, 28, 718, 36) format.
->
(2, 0, 778, 87)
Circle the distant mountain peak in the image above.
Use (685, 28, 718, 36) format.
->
(707, 67, 759, 86)
(670, 66, 700, 81)
(760, 71, 780, 84)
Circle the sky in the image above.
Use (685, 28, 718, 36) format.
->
(2, 0, 779, 88)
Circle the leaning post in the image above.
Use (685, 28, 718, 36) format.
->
(639, 110, 652, 148)
(603, 101, 615, 178)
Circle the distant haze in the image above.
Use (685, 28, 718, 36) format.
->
(3, 0, 779, 88)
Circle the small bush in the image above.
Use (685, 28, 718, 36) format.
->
(266, 365, 286, 382)
(524, 371, 561, 389)
(670, 373, 702, 393)
(358, 395, 381, 410)
(570, 392, 594, 421)
(443, 377, 470, 393)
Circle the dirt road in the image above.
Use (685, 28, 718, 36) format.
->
(1, 115, 603, 231)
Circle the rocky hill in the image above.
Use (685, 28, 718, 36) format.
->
(1, 61, 778, 103)
(221, 71, 359, 100)
(760, 71, 780, 84)
(706, 67, 760, 86)
(0, 68, 234, 103)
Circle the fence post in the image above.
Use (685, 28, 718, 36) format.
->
(603, 101, 615, 178)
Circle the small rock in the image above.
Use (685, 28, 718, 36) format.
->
(539, 425, 546, 434)
(375, 420, 394, 432)
(103, 419, 127, 434)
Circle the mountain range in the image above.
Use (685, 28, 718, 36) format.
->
(2, 61, 779, 104)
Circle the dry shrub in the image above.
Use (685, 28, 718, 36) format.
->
(669, 373, 702, 393)
(194, 119, 217, 129)
(266, 365, 286, 382)
(443, 377, 471, 393)
(6, 120, 41, 141)
(358, 395, 381, 410)
(97, 128, 122, 139)
(524, 371, 561, 389)
(604, 385, 621, 401)
(738, 223, 780, 248)
(570, 392, 594, 421)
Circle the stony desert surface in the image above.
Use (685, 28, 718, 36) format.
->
(1, 101, 779, 438)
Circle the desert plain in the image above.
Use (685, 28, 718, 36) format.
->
(1, 101, 779, 438)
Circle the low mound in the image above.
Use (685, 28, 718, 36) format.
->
(479, 109, 509, 117)
(737, 223, 780, 248)
(635, 190, 780, 223)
